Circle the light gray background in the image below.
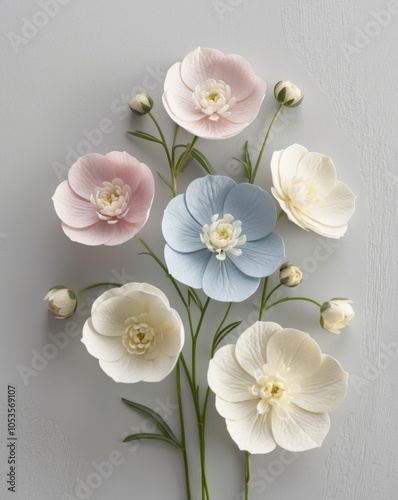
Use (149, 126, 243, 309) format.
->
(0, 1, 396, 499)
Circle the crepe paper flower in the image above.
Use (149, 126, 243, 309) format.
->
(81, 283, 184, 383)
(44, 286, 77, 319)
(52, 152, 155, 246)
(320, 299, 355, 334)
(274, 80, 304, 107)
(162, 47, 266, 140)
(271, 144, 356, 238)
(208, 321, 348, 454)
(129, 93, 153, 115)
(279, 262, 302, 287)
(162, 175, 284, 302)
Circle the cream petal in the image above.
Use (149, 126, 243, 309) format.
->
(92, 295, 145, 337)
(291, 209, 349, 238)
(270, 149, 284, 196)
(215, 396, 259, 420)
(81, 318, 126, 361)
(143, 352, 178, 382)
(279, 144, 309, 194)
(266, 329, 322, 379)
(150, 305, 184, 357)
(207, 344, 257, 402)
(296, 152, 337, 198)
(235, 322, 282, 377)
(99, 352, 152, 383)
(226, 409, 276, 454)
(272, 404, 330, 451)
(293, 355, 348, 413)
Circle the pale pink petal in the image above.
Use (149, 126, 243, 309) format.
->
(68, 153, 118, 199)
(62, 218, 138, 246)
(180, 47, 225, 89)
(226, 409, 276, 454)
(104, 151, 144, 192)
(226, 79, 266, 124)
(293, 355, 348, 413)
(163, 84, 205, 122)
(279, 144, 308, 194)
(266, 329, 322, 379)
(235, 322, 282, 377)
(272, 404, 330, 451)
(82, 319, 126, 361)
(52, 180, 98, 228)
(124, 163, 155, 224)
(100, 352, 152, 383)
(207, 345, 257, 403)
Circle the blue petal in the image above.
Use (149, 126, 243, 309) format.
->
(185, 175, 236, 226)
(162, 194, 204, 252)
(229, 232, 285, 278)
(223, 183, 277, 240)
(164, 245, 211, 288)
(203, 255, 260, 302)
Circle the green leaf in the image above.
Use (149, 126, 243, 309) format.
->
(121, 398, 180, 445)
(156, 171, 173, 190)
(232, 157, 252, 181)
(127, 130, 163, 144)
(213, 321, 242, 351)
(122, 433, 181, 449)
(244, 141, 253, 170)
(188, 288, 203, 310)
(190, 148, 215, 175)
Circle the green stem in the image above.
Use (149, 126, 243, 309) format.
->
(176, 359, 192, 500)
(276, 209, 285, 223)
(147, 111, 177, 196)
(265, 296, 322, 312)
(175, 136, 199, 174)
(251, 103, 283, 184)
(244, 451, 251, 500)
(258, 277, 269, 321)
(76, 282, 122, 295)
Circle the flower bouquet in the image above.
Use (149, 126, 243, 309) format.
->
(45, 47, 356, 499)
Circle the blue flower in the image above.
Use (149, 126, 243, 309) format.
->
(162, 176, 285, 302)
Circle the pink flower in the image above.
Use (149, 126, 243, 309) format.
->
(162, 47, 266, 140)
(52, 152, 155, 246)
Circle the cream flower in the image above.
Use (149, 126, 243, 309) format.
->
(208, 321, 348, 453)
(274, 81, 303, 107)
(271, 144, 356, 238)
(81, 283, 184, 383)
(320, 299, 355, 334)
(279, 262, 302, 287)
(44, 286, 77, 319)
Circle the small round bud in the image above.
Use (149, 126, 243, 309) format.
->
(129, 93, 153, 115)
(279, 263, 303, 287)
(44, 286, 77, 319)
(274, 81, 303, 107)
(320, 299, 354, 334)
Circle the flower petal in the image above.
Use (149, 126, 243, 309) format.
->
(208, 344, 257, 402)
(297, 152, 336, 198)
(150, 305, 184, 357)
(293, 355, 348, 413)
(142, 352, 178, 382)
(91, 295, 145, 337)
(203, 256, 260, 302)
(82, 319, 126, 361)
(270, 149, 284, 197)
(164, 246, 210, 289)
(162, 194, 204, 252)
(185, 175, 236, 226)
(104, 151, 145, 193)
(215, 396, 258, 421)
(266, 329, 322, 379)
(235, 322, 283, 376)
(52, 181, 98, 228)
(62, 218, 139, 246)
(229, 232, 284, 278)
(180, 47, 226, 90)
(226, 409, 276, 454)
(223, 184, 277, 240)
(272, 404, 330, 451)
(99, 352, 153, 383)
(278, 144, 309, 194)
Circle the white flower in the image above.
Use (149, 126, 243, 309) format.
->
(320, 299, 355, 334)
(274, 81, 303, 107)
(279, 263, 302, 287)
(208, 321, 348, 453)
(81, 283, 184, 383)
(271, 144, 356, 238)
(44, 286, 77, 319)
(129, 93, 153, 115)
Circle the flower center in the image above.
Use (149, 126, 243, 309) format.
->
(91, 178, 131, 224)
(251, 364, 302, 415)
(122, 314, 158, 355)
(193, 79, 236, 121)
(287, 176, 320, 208)
(200, 214, 246, 261)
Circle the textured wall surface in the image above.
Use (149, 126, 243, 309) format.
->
(0, 1, 397, 499)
